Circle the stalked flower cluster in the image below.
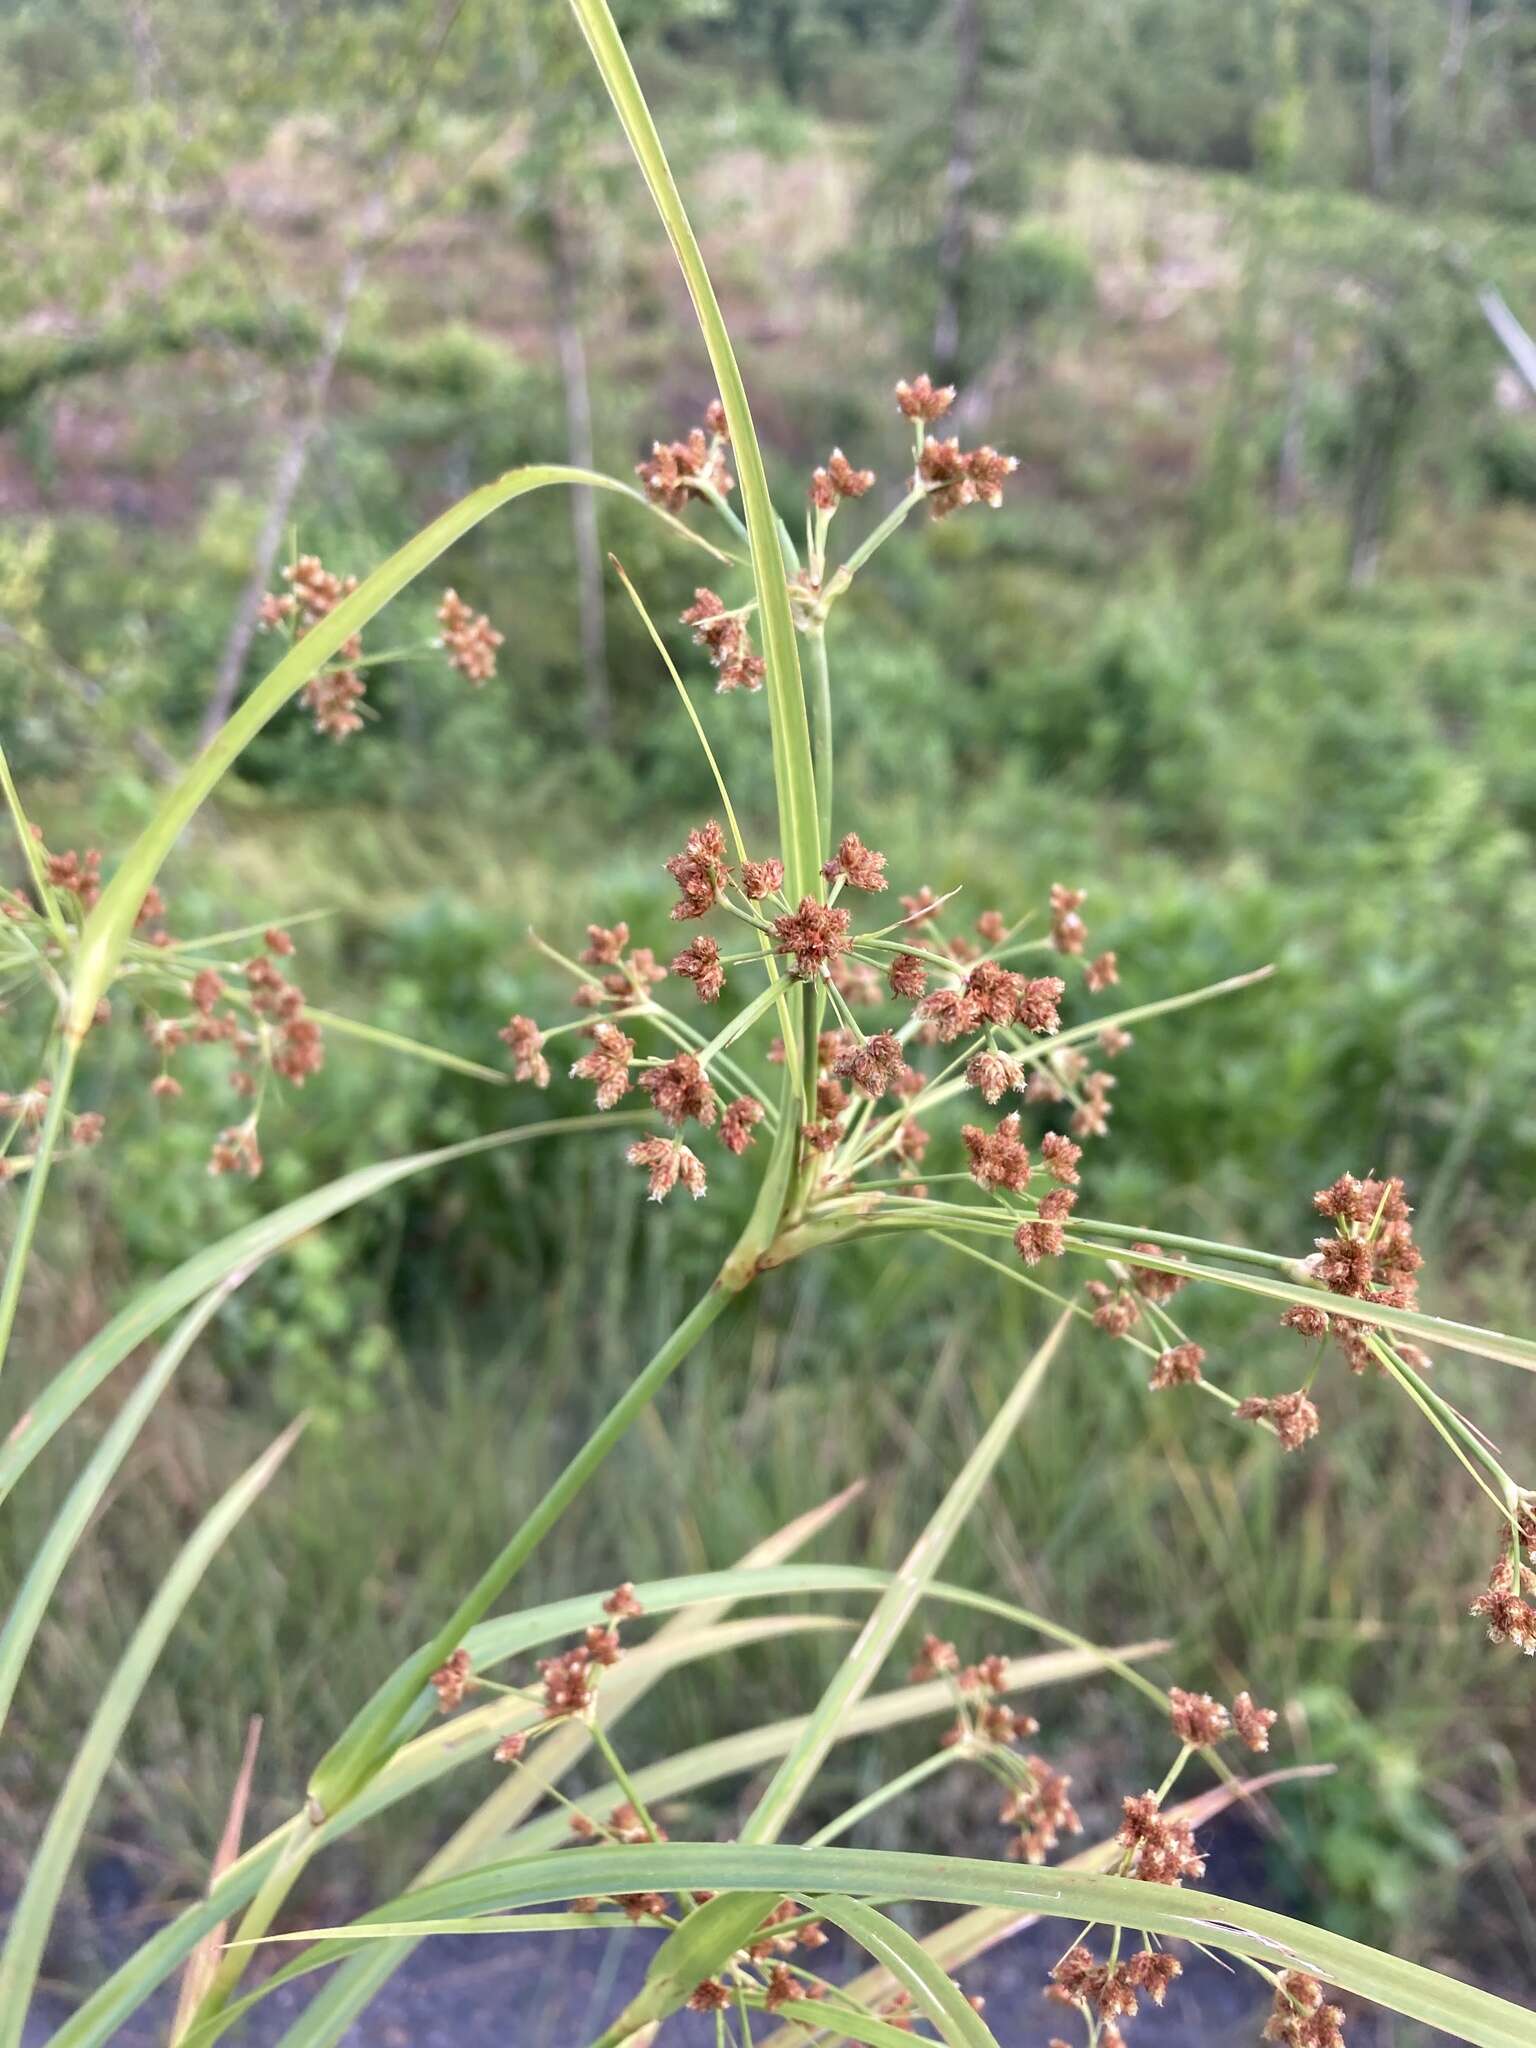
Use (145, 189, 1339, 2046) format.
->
(259, 555, 503, 738)
(681, 588, 765, 693)
(635, 397, 732, 511)
(1168, 1683, 1277, 1754)
(809, 448, 875, 510)
(437, 588, 504, 683)
(0, 842, 336, 1185)
(1048, 1942, 1181, 2047)
(917, 434, 1020, 518)
(1264, 1972, 1348, 2048)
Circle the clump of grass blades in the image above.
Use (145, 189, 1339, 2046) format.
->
(2, 3, 1534, 2046)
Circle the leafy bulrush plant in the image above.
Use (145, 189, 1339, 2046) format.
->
(3, 5, 1536, 2046)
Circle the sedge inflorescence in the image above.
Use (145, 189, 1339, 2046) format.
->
(0, 834, 329, 1182)
(258, 554, 505, 737)
(491, 373, 1531, 1676)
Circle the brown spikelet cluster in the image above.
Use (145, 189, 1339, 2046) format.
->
(832, 1029, 904, 1099)
(43, 847, 103, 908)
(626, 1134, 707, 1202)
(895, 373, 956, 421)
(1167, 1686, 1229, 1746)
(739, 856, 784, 901)
(1128, 1244, 1188, 1303)
(208, 1121, 263, 1178)
(823, 831, 888, 892)
(527, 1586, 645, 1728)
(809, 448, 876, 508)
(669, 934, 725, 1003)
(1236, 1388, 1321, 1451)
(773, 897, 853, 978)
(1048, 1944, 1181, 2031)
(1264, 1972, 1348, 2048)
(430, 1648, 473, 1713)
(437, 588, 503, 684)
(1149, 1341, 1205, 1390)
(965, 1049, 1025, 1104)
(1049, 884, 1088, 955)
(719, 1095, 764, 1154)
(680, 588, 766, 692)
(640, 1052, 717, 1128)
(962, 1113, 1032, 1193)
(636, 401, 733, 511)
(261, 555, 368, 739)
(1470, 1553, 1536, 1652)
(500, 1014, 550, 1088)
(1002, 1757, 1082, 1862)
(1115, 1791, 1206, 1884)
(570, 1022, 635, 1108)
(917, 433, 1020, 517)
(1311, 1173, 1422, 1309)
(665, 820, 731, 920)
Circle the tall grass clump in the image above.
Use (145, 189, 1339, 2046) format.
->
(3, 5, 1535, 2046)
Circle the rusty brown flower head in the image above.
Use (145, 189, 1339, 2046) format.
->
(823, 831, 888, 892)
(1001, 1757, 1081, 1862)
(739, 856, 785, 901)
(810, 448, 877, 507)
(1233, 1690, 1279, 1752)
(909, 1632, 960, 1681)
(1049, 884, 1087, 955)
(430, 1647, 473, 1713)
(833, 1029, 905, 1099)
(500, 1014, 551, 1088)
(1085, 950, 1119, 992)
(665, 820, 730, 921)
(966, 1049, 1026, 1104)
(636, 409, 733, 511)
(640, 1052, 718, 1128)
(1471, 1555, 1536, 1652)
(626, 1135, 707, 1202)
(680, 588, 765, 693)
(1168, 1686, 1230, 1747)
(962, 1113, 1031, 1193)
(1236, 1389, 1321, 1451)
(571, 1023, 635, 1109)
(438, 589, 503, 684)
(670, 934, 725, 1003)
(773, 897, 852, 978)
(1116, 1792, 1206, 1884)
(896, 373, 956, 421)
(1149, 1342, 1205, 1390)
(719, 1095, 765, 1155)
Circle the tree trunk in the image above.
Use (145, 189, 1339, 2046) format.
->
(198, 252, 365, 747)
(1346, 327, 1417, 589)
(1274, 331, 1312, 518)
(931, 0, 985, 387)
(551, 211, 612, 744)
(1368, 7, 1394, 194)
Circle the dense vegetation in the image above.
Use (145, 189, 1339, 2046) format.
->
(3, 0, 1536, 2010)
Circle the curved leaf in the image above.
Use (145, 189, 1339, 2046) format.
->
(67, 468, 730, 1035)
(229, 1842, 1534, 2048)
(0, 1116, 645, 1505)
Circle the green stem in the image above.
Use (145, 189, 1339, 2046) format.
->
(829, 485, 927, 593)
(808, 627, 833, 864)
(193, 1271, 748, 2030)
(305, 1274, 742, 1820)
(0, 740, 68, 947)
(804, 1750, 957, 1849)
(0, 1031, 79, 1380)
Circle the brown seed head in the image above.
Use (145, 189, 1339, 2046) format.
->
(500, 1014, 550, 1089)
